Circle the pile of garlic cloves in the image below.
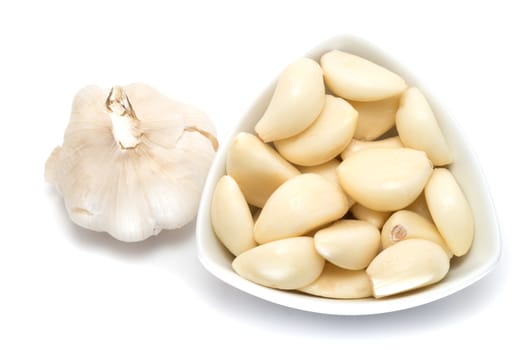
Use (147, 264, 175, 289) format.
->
(46, 83, 217, 242)
(211, 50, 475, 299)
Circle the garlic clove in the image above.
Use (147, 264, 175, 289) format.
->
(297, 158, 341, 184)
(211, 176, 256, 256)
(232, 237, 325, 290)
(226, 132, 300, 208)
(255, 58, 325, 142)
(254, 173, 349, 244)
(321, 50, 407, 101)
(274, 95, 358, 166)
(350, 203, 391, 229)
(396, 87, 452, 166)
(341, 136, 403, 160)
(337, 148, 433, 211)
(366, 239, 450, 298)
(297, 158, 355, 207)
(381, 210, 452, 257)
(425, 168, 474, 257)
(404, 191, 432, 220)
(299, 263, 373, 299)
(46, 84, 217, 242)
(314, 220, 380, 270)
(349, 95, 400, 140)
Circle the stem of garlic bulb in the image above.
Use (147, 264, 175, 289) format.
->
(105, 86, 142, 149)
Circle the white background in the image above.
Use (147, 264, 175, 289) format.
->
(1, 1, 526, 348)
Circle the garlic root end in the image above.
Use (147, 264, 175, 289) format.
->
(106, 86, 142, 149)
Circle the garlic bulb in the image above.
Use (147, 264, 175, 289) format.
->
(45, 84, 218, 242)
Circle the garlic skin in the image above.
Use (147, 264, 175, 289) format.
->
(45, 84, 217, 242)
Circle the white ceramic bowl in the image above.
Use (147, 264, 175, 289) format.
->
(196, 35, 501, 315)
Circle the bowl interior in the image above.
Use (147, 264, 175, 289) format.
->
(196, 35, 501, 315)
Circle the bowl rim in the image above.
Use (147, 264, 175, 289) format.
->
(196, 34, 502, 315)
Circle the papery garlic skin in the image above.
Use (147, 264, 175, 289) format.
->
(45, 84, 217, 242)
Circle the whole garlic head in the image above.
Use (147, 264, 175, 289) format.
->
(45, 83, 218, 242)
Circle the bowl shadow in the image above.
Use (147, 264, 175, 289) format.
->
(190, 262, 503, 336)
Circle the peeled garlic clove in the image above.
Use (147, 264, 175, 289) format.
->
(341, 136, 403, 160)
(404, 191, 432, 220)
(254, 173, 349, 244)
(396, 87, 452, 166)
(366, 239, 450, 298)
(314, 220, 380, 270)
(45, 84, 217, 242)
(297, 158, 341, 183)
(299, 263, 373, 299)
(350, 203, 390, 229)
(381, 210, 452, 257)
(274, 95, 357, 166)
(321, 50, 407, 101)
(425, 168, 474, 256)
(298, 158, 355, 207)
(232, 237, 325, 290)
(226, 132, 300, 208)
(337, 148, 433, 211)
(211, 176, 256, 256)
(255, 58, 325, 142)
(349, 95, 400, 140)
